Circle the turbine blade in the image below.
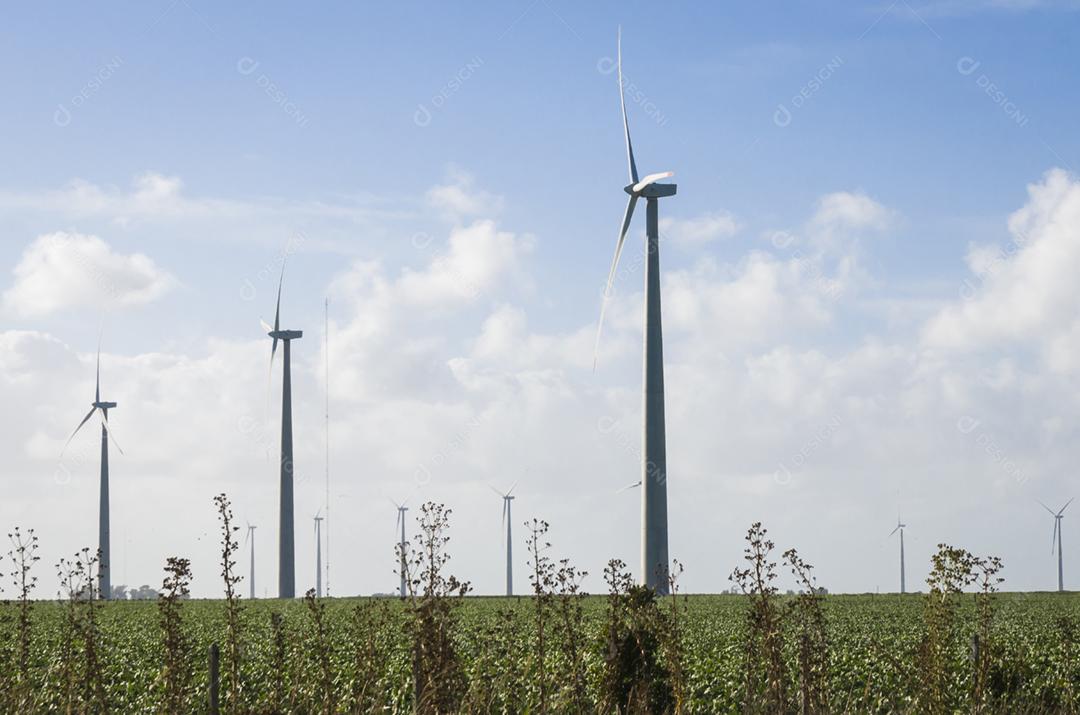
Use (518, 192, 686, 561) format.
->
(632, 171, 675, 193)
(1038, 499, 1056, 516)
(488, 484, 505, 498)
(594, 194, 639, 369)
(617, 27, 639, 185)
(1060, 498, 1075, 516)
(274, 258, 285, 333)
(260, 318, 273, 334)
(506, 481, 518, 497)
(101, 411, 124, 456)
(617, 480, 642, 493)
(95, 341, 101, 404)
(889, 525, 900, 537)
(62, 407, 98, 455)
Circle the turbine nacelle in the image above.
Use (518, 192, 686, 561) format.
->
(625, 172, 677, 198)
(268, 329, 303, 340)
(93, 401, 118, 410)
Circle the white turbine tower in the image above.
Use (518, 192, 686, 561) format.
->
(313, 510, 324, 598)
(62, 340, 123, 600)
(491, 484, 517, 596)
(393, 500, 409, 598)
(595, 28, 677, 595)
(1041, 499, 1073, 592)
(245, 523, 257, 600)
(888, 516, 907, 594)
(261, 261, 302, 599)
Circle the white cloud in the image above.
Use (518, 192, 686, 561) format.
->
(923, 169, 1080, 358)
(3, 232, 176, 318)
(425, 168, 503, 220)
(809, 191, 892, 242)
(660, 211, 741, 245)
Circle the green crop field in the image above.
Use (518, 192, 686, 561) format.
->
(2, 591, 1080, 713)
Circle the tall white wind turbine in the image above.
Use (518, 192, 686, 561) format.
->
(262, 262, 302, 599)
(1041, 499, 1073, 592)
(491, 484, 517, 596)
(595, 27, 677, 594)
(62, 340, 123, 600)
(888, 516, 907, 594)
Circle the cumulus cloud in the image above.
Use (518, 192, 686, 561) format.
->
(425, 168, 503, 220)
(660, 211, 741, 245)
(3, 232, 176, 317)
(809, 191, 892, 242)
(923, 169, 1080, 357)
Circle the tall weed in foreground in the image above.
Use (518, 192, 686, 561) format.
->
(56, 548, 108, 713)
(971, 555, 1004, 713)
(916, 544, 1005, 714)
(600, 559, 675, 714)
(527, 518, 555, 711)
(783, 548, 830, 715)
(214, 493, 245, 712)
(524, 518, 593, 712)
(553, 554, 592, 711)
(5, 527, 39, 711)
(401, 502, 472, 714)
(663, 560, 688, 712)
(157, 556, 193, 713)
(730, 522, 785, 713)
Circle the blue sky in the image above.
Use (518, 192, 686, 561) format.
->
(4, 1, 1080, 597)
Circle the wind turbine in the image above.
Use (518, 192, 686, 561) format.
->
(313, 510, 323, 598)
(393, 500, 409, 598)
(262, 263, 302, 599)
(62, 341, 123, 600)
(888, 516, 907, 594)
(245, 523, 257, 600)
(491, 484, 517, 596)
(595, 28, 676, 595)
(1041, 499, 1073, 592)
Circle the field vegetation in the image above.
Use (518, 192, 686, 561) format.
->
(1, 499, 1078, 713)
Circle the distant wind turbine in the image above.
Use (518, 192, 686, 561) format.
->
(245, 523, 257, 600)
(314, 510, 323, 598)
(594, 28, 677, 595)
(491, 484, 517, 596)
(888, 516, 907, 594)
(262, 262, 302, 599)
(1040, 499, 1073, 592)
(393, 500, 409, 598)
(62, 340, 123, 600)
